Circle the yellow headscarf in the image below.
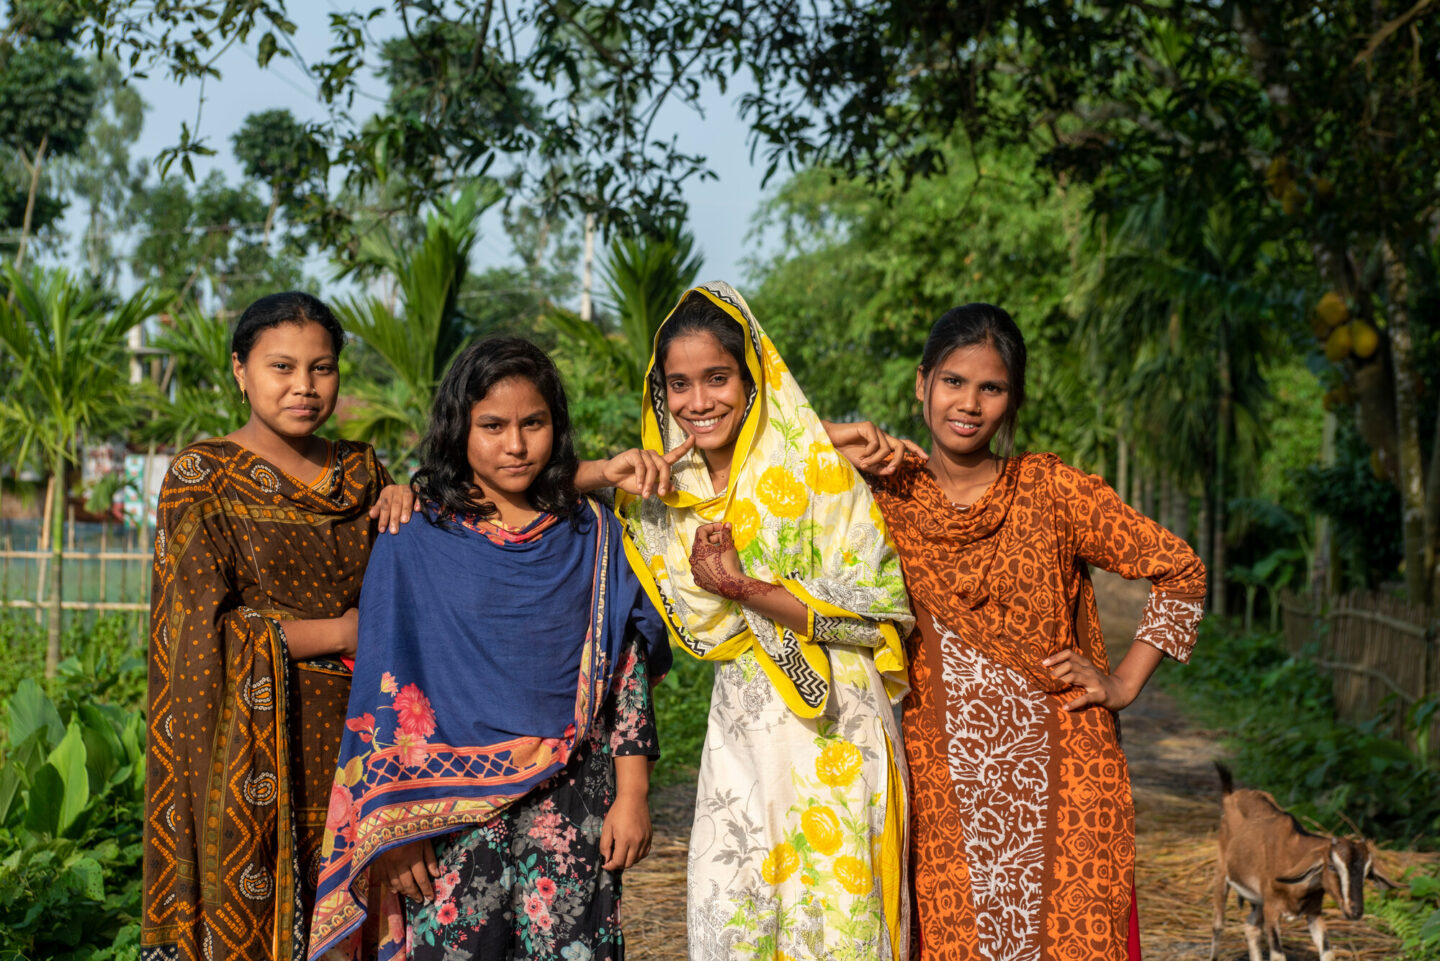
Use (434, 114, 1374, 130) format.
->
(617, 281, 911, 717)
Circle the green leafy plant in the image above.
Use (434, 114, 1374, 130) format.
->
(1372, 866, 1440, 960)
(0, 676, 145, 959)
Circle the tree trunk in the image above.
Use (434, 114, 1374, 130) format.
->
(1312, 410, 1339, 598)
(1116, 433, 1129, 506)
(1213, 321, 1231, 616)
(1379, 237, 1428, 605)
(14, 134, 49, 272)
(45, 454, 64, 678)
(580, 212, 596, 323)
(262, 187, 280, 251)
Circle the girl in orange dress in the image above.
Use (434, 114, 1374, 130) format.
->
(865, 304, 1206, 961)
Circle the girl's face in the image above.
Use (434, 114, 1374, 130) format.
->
(231, 321, 339, 441)
(466, 376, 554, 501)
(916, 341, 1012, 461)
(662, 331, 748, 458)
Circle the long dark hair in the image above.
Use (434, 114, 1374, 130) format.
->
(410, 336, 580, 524)
(231, 291, 344, 361)
(919, 303, 1028, 457)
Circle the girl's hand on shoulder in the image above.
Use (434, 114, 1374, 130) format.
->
(370, 484, 418, 534)
(600, 792, 652, 871)
(821, 420, 927, 475)
(598, 435, 696, 498)
(373, 837, 441, 901)
(1043, 649, 1138, 712)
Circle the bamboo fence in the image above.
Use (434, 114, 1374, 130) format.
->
(0, 512, 151, 617)
(1280, 589, 1439, 753)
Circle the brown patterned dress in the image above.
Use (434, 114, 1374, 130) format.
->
(142, 438, 389, 961)
(868, 452, 1205, 961)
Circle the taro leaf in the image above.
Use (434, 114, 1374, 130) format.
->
(7, 678, 64, 747)
(64, 854, 106, 902)
(43, 720, 91, 838)
(77, 703, 123, 793)
(24, 763, 64, 837)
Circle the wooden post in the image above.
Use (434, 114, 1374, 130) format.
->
(99, 521, 108, 604)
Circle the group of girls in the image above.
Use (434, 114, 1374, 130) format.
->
(141, 281, 1204, 961)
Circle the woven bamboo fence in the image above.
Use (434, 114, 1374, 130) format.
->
(1280, 589, 1438, 754)
(0, 514, 151, 617)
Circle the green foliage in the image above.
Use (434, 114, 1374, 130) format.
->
(1372, 865, 1440, 961)
(1157, 620, 1440, 847)
(650, 648, 714, 787)
(141, 306, 247, 447)
(747, 141, 1094, 462)
(1303, 421, 1405, 589)
(334, 183, 499, 471)
(0, 613, 146, 961)
(127, 171, 305, 316)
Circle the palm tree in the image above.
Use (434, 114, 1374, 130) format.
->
(1079, 190, 1283, 612)
(334, 184, 496, 472)
(142, 305, 247, 447)
(0, 266, 165, 675)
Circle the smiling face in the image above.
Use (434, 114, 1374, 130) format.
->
(466, 375, 554, 506)
(231, 321, 339, 442)
(916, 340, 1013, 463)
(661, 331, 749, 461)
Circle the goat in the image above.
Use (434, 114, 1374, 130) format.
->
(1209, 764, 1394, 961)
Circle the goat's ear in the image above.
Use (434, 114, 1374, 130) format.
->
(1275, 861, 1324, 886)
(1367, 863, 1399, 889)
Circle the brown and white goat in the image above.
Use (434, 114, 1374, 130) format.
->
(1209, 764, 1394, 961)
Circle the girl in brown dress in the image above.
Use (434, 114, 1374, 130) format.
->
(142, 292, 391, 961)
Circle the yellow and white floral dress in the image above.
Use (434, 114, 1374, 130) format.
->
(618, 281, 914, 960)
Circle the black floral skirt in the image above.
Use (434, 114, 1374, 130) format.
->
(403, 741, 625, 961)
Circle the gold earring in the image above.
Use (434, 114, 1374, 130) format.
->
(240, 386, 248, 405)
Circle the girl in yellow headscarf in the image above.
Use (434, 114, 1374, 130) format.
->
(598, 281, 915, 960)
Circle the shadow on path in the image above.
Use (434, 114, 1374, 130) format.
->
(623, 569, 1419, 959)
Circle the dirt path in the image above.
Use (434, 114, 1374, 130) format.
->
(622, 571, 1421, 959)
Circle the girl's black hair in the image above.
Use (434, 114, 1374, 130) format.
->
(410, 336, 580, 524)
(919, 303, 1028, 458)
(653, 291, 755, 388)
(231, 291, 345, 361)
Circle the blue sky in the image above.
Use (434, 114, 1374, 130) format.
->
(106, 3, 772, 301)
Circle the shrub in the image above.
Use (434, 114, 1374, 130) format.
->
(0, 616, 146, 960)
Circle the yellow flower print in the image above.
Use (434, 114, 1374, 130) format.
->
(815, 740, 864, 788)
(869, 500, 886, 527)
(756, 466, 808, 519)
(761, 336, 788, 384)
(803, 441, 854, 496)
(647, 553, 669, 582)
(800, 805, 844, 856)
(761, 842, 800, 885)
(728, 499, 762, 551)
(834, 855, 873, 895)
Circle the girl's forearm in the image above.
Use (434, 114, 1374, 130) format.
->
(613, 754, 651, 800)
(732, 579, 811, 635)
(279, 615, 353, 660)
(574, 459, 610, 493)
(1111, 639, 1165, 705)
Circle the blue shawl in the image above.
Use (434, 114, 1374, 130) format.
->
(309, 498, 669, 959)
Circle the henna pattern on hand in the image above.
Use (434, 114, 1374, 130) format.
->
(689, 532, 777, 601)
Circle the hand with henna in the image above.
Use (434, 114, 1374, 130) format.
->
(689, 523, 765, 601)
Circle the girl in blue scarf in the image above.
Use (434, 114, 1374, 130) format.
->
(309, 337, 671, 961)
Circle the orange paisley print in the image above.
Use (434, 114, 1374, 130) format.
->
(868, 452, 1204, 961)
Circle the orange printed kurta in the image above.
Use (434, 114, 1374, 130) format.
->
(868, 452, 1204, 961)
